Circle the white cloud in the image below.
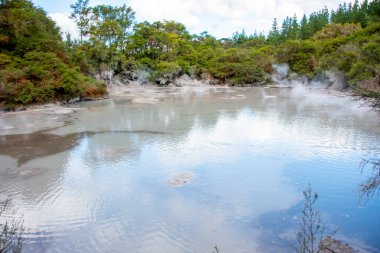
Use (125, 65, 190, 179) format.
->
(128, 0, 345, 37)
(49, 12, 79, 38)
(43, 0, 348, 39)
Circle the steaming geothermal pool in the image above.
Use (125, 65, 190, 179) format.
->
(0, 87, 379, 252)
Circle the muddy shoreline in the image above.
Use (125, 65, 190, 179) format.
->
(0, 84, 352, 115)
(0, 84, 365, 137)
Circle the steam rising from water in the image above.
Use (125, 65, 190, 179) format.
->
(173, 74, 209, 87)
(271, 63, 347, 92)
(271, 64, 290, 85)
(269, 63, 374, 115)
(1, 86, 380, 252)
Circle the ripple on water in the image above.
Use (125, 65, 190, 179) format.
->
(1, 87, 379, 252)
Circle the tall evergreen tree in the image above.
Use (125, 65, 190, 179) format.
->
(299, 14, 311, 40)
(289, 14, 299, 39)
(367, 0, 380, 22)
(267, 18, 281, 44)
(281, 16, 292, 40)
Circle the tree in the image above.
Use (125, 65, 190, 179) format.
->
(267, 18, 281, 45)
(115, 4, 135, 52)
(0, 0, 107, 108)
(231, 29, 248, 46)
(289, 14, 299, 40)
(89, 5, 122, 46)
(299, 15, 311, 40)
(308, 7, 329, 36)
(281, 16, 293, 41)
(73, 3, 136, 72)
(70, 0, 90, 44)
(0, 0, 62, 55)
(128, 20, 190, 62)
(367, 0, 380, 23)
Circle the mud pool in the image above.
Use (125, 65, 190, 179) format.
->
(0, 86, 379, 252)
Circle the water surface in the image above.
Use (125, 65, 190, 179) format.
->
(0, 87, 379, 252)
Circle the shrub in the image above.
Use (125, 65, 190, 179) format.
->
(0, 52, 106, 109)
(276, 40, 317, 76)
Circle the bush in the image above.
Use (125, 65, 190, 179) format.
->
(206, 48, 271, 85)
(151, 61, 182, 83)
(312, 23, 361, 40)
(348, 62, 374, 85)
(0, 52, 107, 109)
(276, 40, 317, 76)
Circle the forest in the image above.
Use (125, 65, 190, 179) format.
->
(0, 0, 379, 109)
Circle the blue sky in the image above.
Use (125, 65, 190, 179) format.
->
(31, 0, 350, 38)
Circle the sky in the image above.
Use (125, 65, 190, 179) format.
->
(31, 0, 350, 38)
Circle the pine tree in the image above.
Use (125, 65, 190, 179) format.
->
(367, 0, 380, 22)
(267, 18, 281, 44)
(299, 15, 311, 40)
(289, 14, 299, 39)
(281, 16, 292, 41)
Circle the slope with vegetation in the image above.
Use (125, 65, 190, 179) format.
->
(0, 0, 379, 109)
(0, 0, 106, 109)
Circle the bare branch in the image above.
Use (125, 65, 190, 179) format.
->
(0, 197, 24, 253)
(359, 158, 380, 201)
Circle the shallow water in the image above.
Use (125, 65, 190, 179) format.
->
(0, 87, 379, 253)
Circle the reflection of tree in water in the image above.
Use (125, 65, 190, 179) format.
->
(85, 132, 143, 163)
(360, 158, 380, 199)
(0, 197, 23, 253)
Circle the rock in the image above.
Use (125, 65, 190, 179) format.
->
(63, 96, 80, 104)
(130, 98, 159, 104)
(325, 70, 347, 91)
(173, 74, 209, 87)
(201, 72, 219, 85)
(167, 172, 194, 186)
(93, 69, 114, 85)
(319, 237, 358, 253)
(17, 168, 44, 177)
(70, 97, 81, 103)
(119, 70, 138, 81)
(156, 77, 170, 86)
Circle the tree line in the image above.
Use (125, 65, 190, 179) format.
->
(0, 0, 379, 109)
(267, 0, 380, 43)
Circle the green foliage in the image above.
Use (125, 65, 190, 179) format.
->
(70, 0, 90, 43)
(68, 2, 136, 74)
(277, 40, 317, 76)
(207, 48, 271, 85)
(299, 15, 312, 40)
(150, 61, 182, 84)
(0, 51, 106, 108)
(0, 0, 106, 109)
(312, 23, 361, 40)
(362, 39, 380, 62)
(1, 0, 380, 109)
(64, 0, 380, 103)
(267, 18, 282, 44)
(268, 0, 379, 44)
(348, 61, 373, 83)
(0, 53, 11, 66)
(128, 20, 191, 62)
(316, 23, 380, 88)
(0, 0, 63, 55)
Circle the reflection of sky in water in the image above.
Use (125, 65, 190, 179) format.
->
(0, 87, 379, 253)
